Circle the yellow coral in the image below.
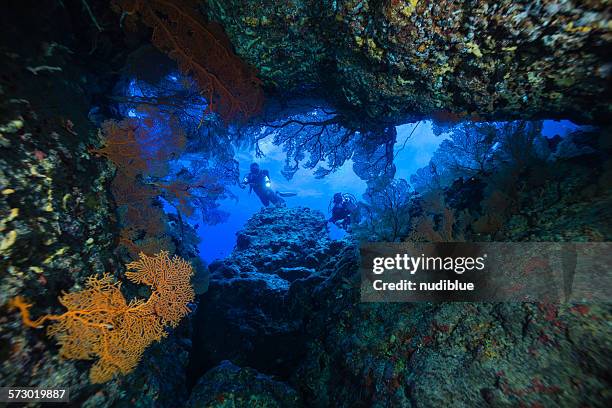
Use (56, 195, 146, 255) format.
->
(0, 230, 17, 253)
(243, 16, 260, 27)
(564, 22, 593, 33)
(386, 0, 419, 25)
(8, 251, 194, 383)
(465, 42, 483, 58)
(399, 0, 419, 17)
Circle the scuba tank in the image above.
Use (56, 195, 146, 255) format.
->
(328, 193, 357, 213)
(343, 193, 357, 211)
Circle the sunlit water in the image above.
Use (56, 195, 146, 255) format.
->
(164, 119, 580, 263)
(121, 73, 581, 263)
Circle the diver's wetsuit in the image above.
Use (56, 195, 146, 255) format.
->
(329, 203, 352, 228)
(243, 169, 285, 207)
(328, 194, 356, 230)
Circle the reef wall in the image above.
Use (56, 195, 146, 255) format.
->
(204, 0, 611, 125)
(1, 2, 610, 407)
(189, 207, 351, 380)
(0, 3, 201, 406)
(187, 203, 610, 407)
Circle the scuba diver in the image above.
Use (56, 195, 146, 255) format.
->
(328, 192, 357, 232)
(240, 163, 290, 207)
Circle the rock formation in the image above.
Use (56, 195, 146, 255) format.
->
(187, 204, 610, 407)
(205, 0, 611, 125)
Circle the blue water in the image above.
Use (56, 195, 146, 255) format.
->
(541, 120, 581, 138)
(195, 142, 368, 262)
(196, 121, 443, 262)
(194, 119, 579, 262)
(118, 74, 583, 263)
(117, 74, 585, 264)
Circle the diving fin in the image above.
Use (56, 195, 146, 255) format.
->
(277, 191, 297, 197)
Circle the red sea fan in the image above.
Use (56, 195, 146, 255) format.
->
(114, 0, 264, 123)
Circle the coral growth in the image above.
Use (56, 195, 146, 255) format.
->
(92, 107, 186, 177)
(92, 104, 235, 256)
(90, 107, 186, 256)
(408, 190, 467, 243)
(8, 251, 194, 384)
(113, 0, 264, 123)
(206, 0, 611, 124)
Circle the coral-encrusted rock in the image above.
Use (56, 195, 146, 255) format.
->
(294, 300, 612, 408)
(0, 5, 195, 407)
(187, 361, 302, 408)
(205, 0, 611, 124)
(189, 199, 610, 407)
(189, 207, 353, 380)
(0, 16, 117, 408)
(230, 206, 332, 269)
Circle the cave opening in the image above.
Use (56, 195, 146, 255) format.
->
(1, 1, 610, 406)
(108, 51, 598, 389)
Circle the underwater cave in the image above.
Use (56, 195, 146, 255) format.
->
(0, 1, 611, 407)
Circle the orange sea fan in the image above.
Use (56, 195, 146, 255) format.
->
(93, 109, 186, 179)
(126, 251, 194, 326)
(8, 251, 194, 384)
(408, 190, 464, 243)
(111, 171, 159, 204)
(92, 108, 187, 254)
(155, 179, 196, 216)
(92, 119, 148, 178)
(114, 0, 264, 123)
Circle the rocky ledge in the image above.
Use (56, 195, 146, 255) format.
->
(187, 206, 611, 408)
(189, 207, 355, 380)
(205, 0, 611, 125)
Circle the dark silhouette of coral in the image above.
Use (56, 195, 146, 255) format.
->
(113, 0, 264, 123)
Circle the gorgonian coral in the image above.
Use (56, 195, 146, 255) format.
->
(9, 251, 194, 383)
(113, 0, 264, 123)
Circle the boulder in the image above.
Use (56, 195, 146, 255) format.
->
(187, 361, 302, 408)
